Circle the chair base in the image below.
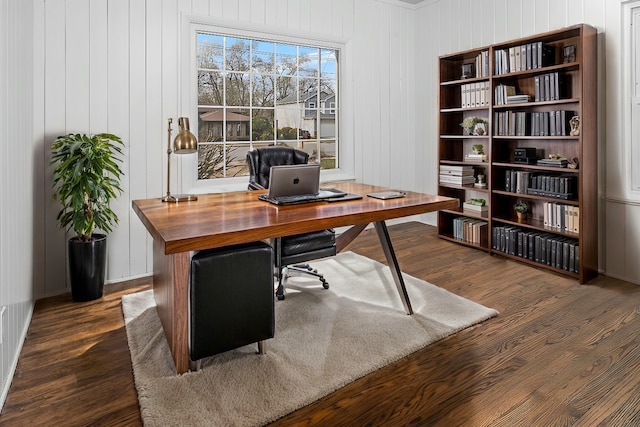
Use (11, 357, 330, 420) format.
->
(276, 264, 330, 300)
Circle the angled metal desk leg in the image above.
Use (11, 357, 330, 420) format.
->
(374, 221, 413, 315)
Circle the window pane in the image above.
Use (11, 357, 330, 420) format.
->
(226, 108, 250, 141)
(298, 46, 318, 77)
(252, 74, 274, 107)
(226, 143, 251, 176)
(197, 33, 223, 69)
(252, 109, 274, 142)
(276, 43, 297, 76)
(225, 73, 250, 106)
(320, 49, 337, 78)
(276, 76, 297, 104)
(319, 139, 337, 169)
(198, 71, 224, 105)
(198, 143, 230, 179)
(225, 37, 250, 72)
(319, 114, 337, 138)
(198, 108, 224, 142)
(299, 77, 318, 97)
(320, 78, 337, 95)
(252, 40, 274, 74)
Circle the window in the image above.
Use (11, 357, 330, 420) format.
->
(196, 32, 339, 179)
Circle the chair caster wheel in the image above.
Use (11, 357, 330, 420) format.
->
(277, 294, 285, 301)
(322, 281, 329, 289)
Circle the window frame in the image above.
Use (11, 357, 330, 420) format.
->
(179, 15, 354, 194)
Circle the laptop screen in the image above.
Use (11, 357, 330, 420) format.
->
(267, 164, 320, 198)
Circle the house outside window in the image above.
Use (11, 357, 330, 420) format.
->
(196, 32, 339, 179)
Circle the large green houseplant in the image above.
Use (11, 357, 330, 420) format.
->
(51, 133, 124, 301)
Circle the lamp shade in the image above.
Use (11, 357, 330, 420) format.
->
(174, 117, 197, 153)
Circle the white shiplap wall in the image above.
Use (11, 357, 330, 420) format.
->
(0, 0, 35, 409)
(36, 0, 419, 297)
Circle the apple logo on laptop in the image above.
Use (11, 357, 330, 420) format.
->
(293, 177, 300, 184)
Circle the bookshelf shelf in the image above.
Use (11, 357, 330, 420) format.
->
(437, 24, 597, 283)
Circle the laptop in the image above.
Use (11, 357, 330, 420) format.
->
(257, 164, 348, 205)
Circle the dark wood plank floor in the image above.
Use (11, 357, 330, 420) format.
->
(2, 222, 640, 426)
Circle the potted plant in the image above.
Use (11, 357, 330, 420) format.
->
(460, 117, 488, 135)
(472, 144, 484, 154)
(513, 200, 529, 222)
(51, 133, 124, 301)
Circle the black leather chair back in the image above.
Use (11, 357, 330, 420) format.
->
(247, 147, 309, 190)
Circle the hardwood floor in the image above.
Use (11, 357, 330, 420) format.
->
(2, 222, 640, 426)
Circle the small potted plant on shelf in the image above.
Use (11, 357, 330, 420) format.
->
(51, 132, 124, 301)
(460, 117, 488, 136)
(513, 200, 529, 222)
(472, 144, 484, 154)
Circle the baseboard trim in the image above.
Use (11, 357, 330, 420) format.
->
(0, 302, 34, 413)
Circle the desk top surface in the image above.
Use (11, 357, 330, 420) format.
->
(132, 182, 458, 254)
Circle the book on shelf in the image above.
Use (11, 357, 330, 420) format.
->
(494, 42, 555, 75)
(543, 202, 580, 233)
(463, 202, 488, 217)
(528, 174, 576, 198)
(537, 158, 569, 167)
(494, 111, 528, 136)
(453, 217, 488, 245)
(464, 153, 487, 162)
(460, 81, 490, 109)
(439, 175, 476, 185)
(494, 84, 516, 105)
(506, 95, 530, 104)
(440, 164, 475, 174)
(492, 225, 579, 273)
(534, 72, 565, 102)
(474, 50, 490, 78)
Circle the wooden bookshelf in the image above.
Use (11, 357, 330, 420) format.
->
(437, 24, 597, 283)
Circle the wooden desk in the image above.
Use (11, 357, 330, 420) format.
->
(132, 182, 458, 374)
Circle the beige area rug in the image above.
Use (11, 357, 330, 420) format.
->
(122, 251, 498, 427)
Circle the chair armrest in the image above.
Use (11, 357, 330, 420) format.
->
(248, 182, 265, 191)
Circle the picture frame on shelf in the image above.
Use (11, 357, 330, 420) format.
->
(461, 62, 475, 79)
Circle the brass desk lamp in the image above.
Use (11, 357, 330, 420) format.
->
(162, 117, 198, 202)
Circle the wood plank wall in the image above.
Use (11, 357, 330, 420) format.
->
(0, 0, 36, 409)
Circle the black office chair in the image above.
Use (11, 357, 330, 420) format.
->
(247, 146, 336, 300)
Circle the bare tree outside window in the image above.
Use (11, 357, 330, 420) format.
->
(197, 32, 339, 179)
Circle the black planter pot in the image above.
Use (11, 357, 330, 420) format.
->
(68, 233, 107, 302)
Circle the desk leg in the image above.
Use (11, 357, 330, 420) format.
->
(153, 240, 190, 374)
(374, 221, 413, 315)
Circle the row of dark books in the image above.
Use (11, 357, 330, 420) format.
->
(534, 72, 565, 102)
(453, 217, 488, 245)
(528, 174, 576, 200)
(494, 42, 555, 75)
(493, 110, 575, 136)
(503, 170, 576, 199)
(492, 225, 579, 273)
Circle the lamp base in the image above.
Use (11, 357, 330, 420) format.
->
(162, 194, 198, 203)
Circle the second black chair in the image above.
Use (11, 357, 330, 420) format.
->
(246, 146, 336, 300)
